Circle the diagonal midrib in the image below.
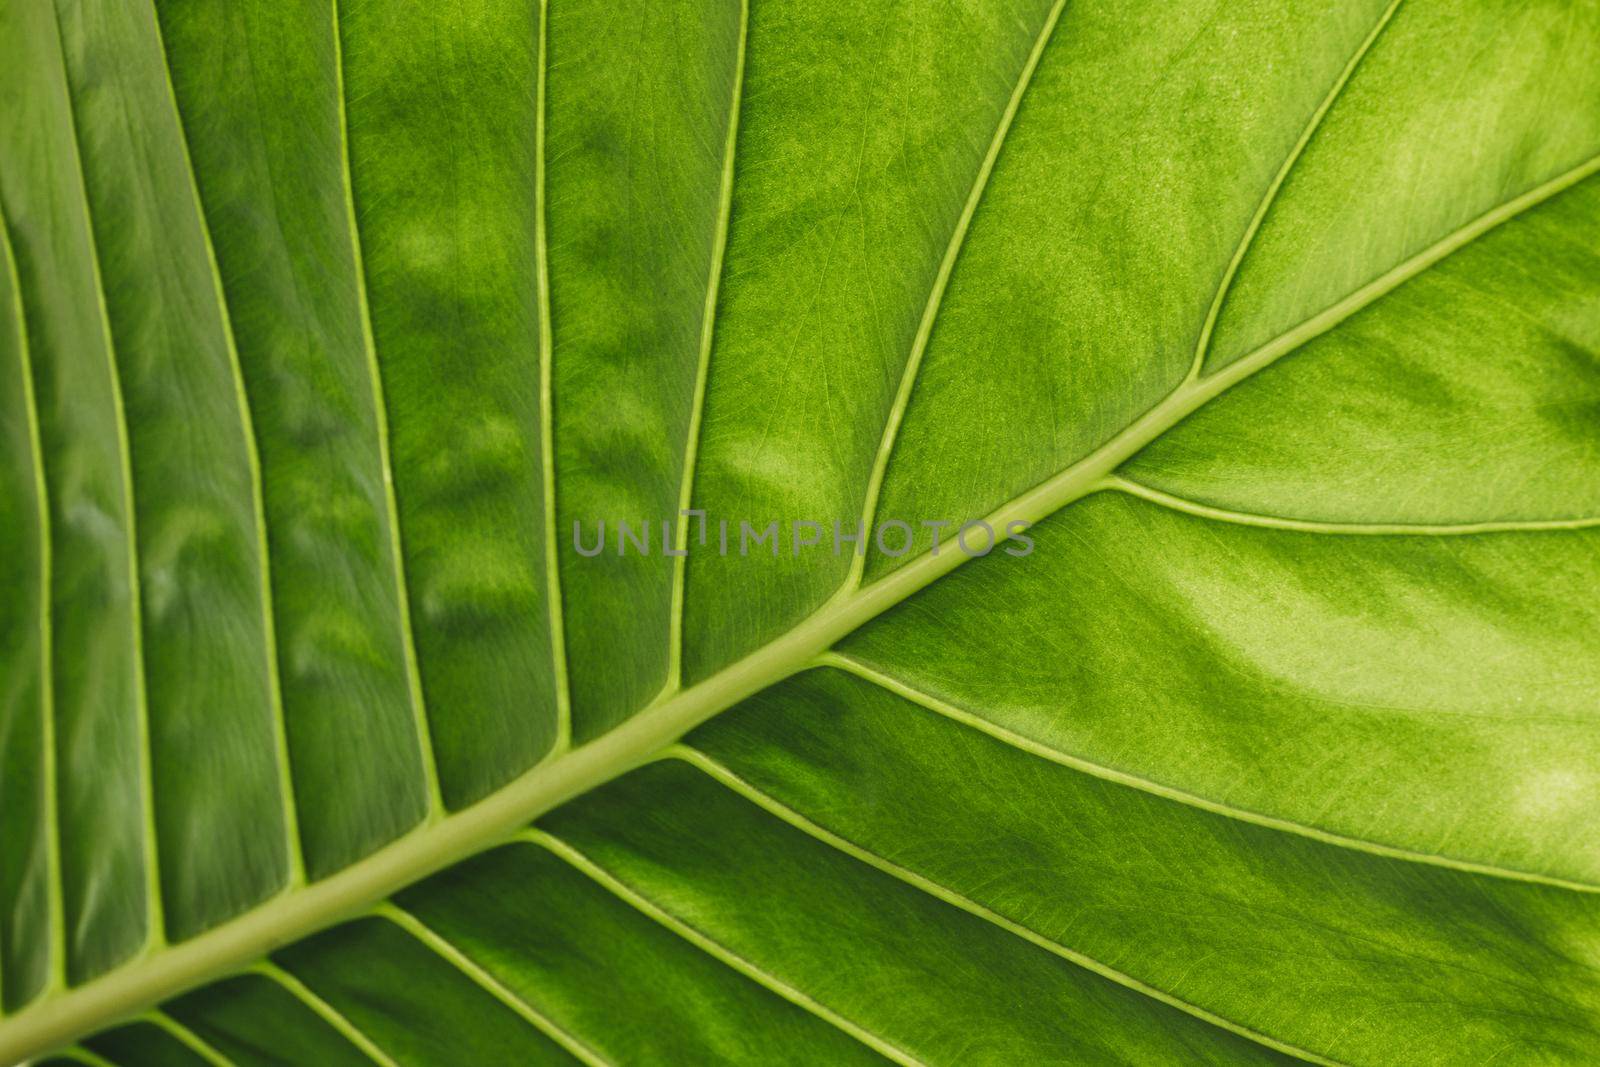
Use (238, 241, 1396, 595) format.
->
(2, 146, 1594, 1067)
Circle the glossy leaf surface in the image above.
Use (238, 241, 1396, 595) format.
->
(1, 0, 1597, 1063)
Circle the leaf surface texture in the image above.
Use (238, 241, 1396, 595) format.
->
(1, 0, 1598, 1063)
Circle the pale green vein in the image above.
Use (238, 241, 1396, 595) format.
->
(1, 146, 1588, 1067)
(1108, 477, 1600, 536)
(143, 1010, 236, 1067)
(331, 0, 445, 820)
(62, 1048, 118, 1067)
(668, 745, 1342, 1066)
(535, 0, 573, 751)
(144, 0, 304, 886)
(666, 0, 750, 695)
(45, 1, 165, 949)
(818, 653, 1600, 894)
(1191, 153, 1599, 396)
(845, 0, 1069, 593)
(1188, 0, 1405, 380)
(522, 832, 924, 1067)
(254, 961, 398, 1067)
(0, 199, 64, 995)
(374, 903, 610, 1066)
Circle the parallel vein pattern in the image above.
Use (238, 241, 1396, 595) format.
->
(1109, 478, 1600, 537)
(664, 747, 1332, 1063)
(527, 833, 926, 1067)
(1189, 0, 1407, 378)
(45, 0, 166, 966)
(846, 0, 1070, 593)
(0, 195, 63, 1007)
(816, 653, 1600, 891)
(1, 0, 1597, 1063)
(147, 0, 305, 890)
(330, 0, 446, 822)
(665, 0, 750, 697)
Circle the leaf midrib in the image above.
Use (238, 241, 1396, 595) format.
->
(3, 153, 1592, 1064)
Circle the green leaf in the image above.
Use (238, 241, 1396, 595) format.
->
(2, 0, 1598, 1062)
